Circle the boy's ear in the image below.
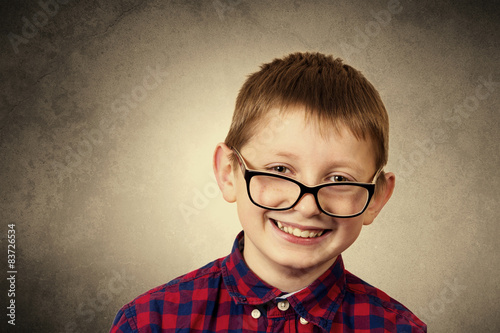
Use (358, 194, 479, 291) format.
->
(213, 143, 237, 203)
(362, 172, 396, 226)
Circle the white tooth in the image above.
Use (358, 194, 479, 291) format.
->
(317, 231, 324, 237)
(300, 230, 310, 238)
(309, 231, 317, 238)
(277, 221, 283, 228)
(287, 228, 294, 235)
(293, 228, 301, 237)
(283, 226, 288, 233)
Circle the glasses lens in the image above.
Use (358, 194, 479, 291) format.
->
(249, 175, 301, 209)
(317, 185, 369, 216)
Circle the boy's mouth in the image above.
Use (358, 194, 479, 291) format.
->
(270, 219, 330, 238)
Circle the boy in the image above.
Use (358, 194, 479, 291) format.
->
(110, 52, 427, 332)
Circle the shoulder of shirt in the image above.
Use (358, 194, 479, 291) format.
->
(124, 255, 225, 306)
(344, 269, 427, 330)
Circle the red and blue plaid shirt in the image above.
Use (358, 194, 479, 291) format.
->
(110, 232, 426, 332)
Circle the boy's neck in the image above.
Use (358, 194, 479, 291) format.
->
(242, 242, 338, 293)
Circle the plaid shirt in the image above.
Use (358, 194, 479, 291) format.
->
(110, 232, 426, 332)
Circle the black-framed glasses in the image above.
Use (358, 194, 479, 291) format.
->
(232, 148, 382, 218)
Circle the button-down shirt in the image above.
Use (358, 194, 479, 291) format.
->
(110, 232, 426, 332)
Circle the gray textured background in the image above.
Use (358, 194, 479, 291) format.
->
(1, 0, 499, 332)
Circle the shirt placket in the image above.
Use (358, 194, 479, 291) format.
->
(260, 299, 315, 333)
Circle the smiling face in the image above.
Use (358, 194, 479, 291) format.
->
(214, 107, 394, 289)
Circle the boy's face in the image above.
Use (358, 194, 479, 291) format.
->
(217, 107, 392, 278)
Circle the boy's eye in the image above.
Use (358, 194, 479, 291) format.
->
(270, 166, 289, 173)
(331, 175, 350, 182)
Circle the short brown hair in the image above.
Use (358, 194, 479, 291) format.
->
(224, 52, 389, 191)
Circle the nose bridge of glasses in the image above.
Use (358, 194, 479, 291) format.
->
(294, 180, 322, 206)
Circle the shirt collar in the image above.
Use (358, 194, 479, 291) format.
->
(222, 232, 282, 305)
(222, 231, 346, 331)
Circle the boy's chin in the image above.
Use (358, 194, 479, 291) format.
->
(273, 254, 338, 275)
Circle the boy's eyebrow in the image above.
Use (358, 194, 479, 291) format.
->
(274, 151, 299, 159)
(270, 151, 367, 175)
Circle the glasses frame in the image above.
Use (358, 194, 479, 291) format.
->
(232, 148, 382, 218)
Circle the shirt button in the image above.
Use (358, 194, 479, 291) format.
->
(277, 300, 290, 311)
(251, 309, 261, 319)
(300, 317, 309, 325)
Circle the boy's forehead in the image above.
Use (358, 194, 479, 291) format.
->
(253, 107, 363, 143)
(245, 108, 377, 172)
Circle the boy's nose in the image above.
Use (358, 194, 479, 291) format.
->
(293, 193, 321, 217)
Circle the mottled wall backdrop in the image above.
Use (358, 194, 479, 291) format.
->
(1, 0, 499, 331)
